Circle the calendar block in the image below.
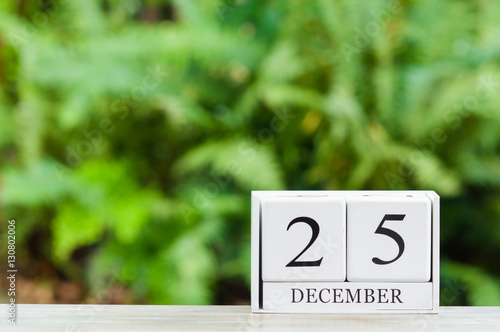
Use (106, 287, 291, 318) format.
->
(251, 191, 439, 314)
(346, 194, 431, 282)
(261, 195, 346, 282)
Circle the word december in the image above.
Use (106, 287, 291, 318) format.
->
(291, 288, 403, 304)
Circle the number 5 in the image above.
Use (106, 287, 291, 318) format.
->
(372, 214, 405, 265)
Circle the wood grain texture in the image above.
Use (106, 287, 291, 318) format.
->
(1, 305, 500, 331)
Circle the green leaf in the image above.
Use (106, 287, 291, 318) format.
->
(174, 137, 285, 190)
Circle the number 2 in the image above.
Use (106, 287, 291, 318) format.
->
(286, 217, 324, 267)
(372, 214, 406, 265)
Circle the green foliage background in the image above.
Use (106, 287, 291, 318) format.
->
(1, 0, 500, 305)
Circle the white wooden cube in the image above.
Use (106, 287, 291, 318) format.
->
(251, 191, 439, 314)
(261, 195, 346, 282)
(346, 194, 431, 282)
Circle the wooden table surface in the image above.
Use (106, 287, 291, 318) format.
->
(2, 305, 499, 331)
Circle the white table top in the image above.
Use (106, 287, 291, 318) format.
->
(2, 305, 500, 331)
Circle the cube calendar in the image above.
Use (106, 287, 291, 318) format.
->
(251, 191, 439, 313)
